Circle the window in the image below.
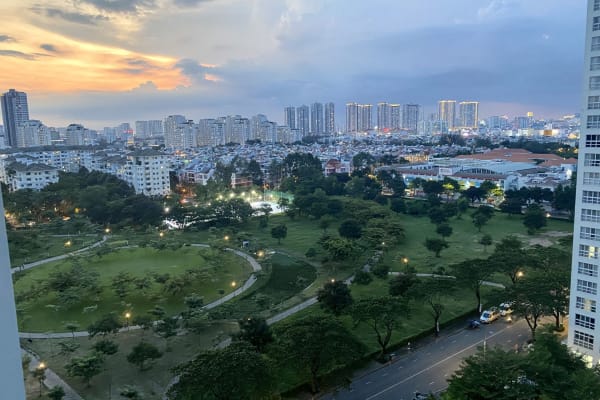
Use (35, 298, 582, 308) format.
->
(594, 37, 600, 52)
(596, 0, 600, 11)
(577, 296, 597, 313)
(587, 134, 600, 147)
(593, 56, 600, 70)
(580, 244, 600, 259)
(583, 190, 600, 204)
(574, 330, 595, 350)
(582, 226, 600, 241)
(595, 16, 600, 31)
(591, 77, 600, 90)
(588, 115, 600, 128)
(591, 96, 600, 110)
(576, 314, 596, 330)
(583, 209, 600, 223)
(579, 262, 599, 277)
(585, 153, 600, 167)
(578, 279, 598, 295)
(584, 172, 600, 185)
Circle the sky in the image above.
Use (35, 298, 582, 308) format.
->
(0, 0, 588, 129)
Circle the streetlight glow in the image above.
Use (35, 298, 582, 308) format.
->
(517, 271, 524, 278)
(231, 281, 236, 287)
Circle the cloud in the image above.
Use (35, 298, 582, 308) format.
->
(31, 6, 109, 25)
(175, 58, 218, 83)
(172, 0, 213, 7)
(75, 0, 156, 13)
(0, 35, 16, 42)
(0, 50, 36, 60)
(477, 0, 517, 20)
(40, 43, 59, 52)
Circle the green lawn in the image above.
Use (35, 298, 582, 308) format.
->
(23, 322, 237, 400)
(14, 247, 252, 332)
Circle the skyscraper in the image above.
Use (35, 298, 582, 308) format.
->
(390, 104, 401, 131)
(324, 102, 335, 135)
(568, 0, 600, 365)
(296, 105, 309, 137)
(402, 104, 420, 132)
(346, 102, 359, 132)
(377, 102, 391, 132)
(438, 100, 456, 131)
(0, 191, 26, 399)
(310, 102, 324, 135)
(358, 104, 373, 132)
(284, 106, 296, 129)
(459, 101, 479, 129)
(1, 89, 29, 147)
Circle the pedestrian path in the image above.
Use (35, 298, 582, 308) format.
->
(23, 348, 83, 400)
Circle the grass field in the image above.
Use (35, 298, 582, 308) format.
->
(23, 322, 237, 400)
(8, 233, 102, 268)
(14, 247, 252, 332)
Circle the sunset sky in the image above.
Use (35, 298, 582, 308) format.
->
(0, 0, 587, 129)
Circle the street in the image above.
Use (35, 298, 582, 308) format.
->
(323, 318, 533, 400)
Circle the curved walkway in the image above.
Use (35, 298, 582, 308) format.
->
(18, 243, 262, 339)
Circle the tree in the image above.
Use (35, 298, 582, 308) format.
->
(479, 234, 492, 252)
(111, 271, 134, 299)
(92, 339, 119, 355)
(64, 322, 79, 340)
(350, 297, 408, 359)
(319, 215, 335, 232)
(424, 237, 449, 258)
(317, 280, 353, 316)
(411, 277, 455, 336)
(353, 269, 373, 285)
(508, 272, 549, 340)
(389, 273, 417, 297)
(453, 259, 495, 313)
(499, 197, 524, 216)
(153, 316, 179, 349)
(65, 353, 104, 387)
(273, 316, 365, 393)
(371, 263, 390, 280)
(472, 207, 493, 232)
(132, 315, 153, 336)
(234, 317, 273, 353)
(552, 183, 576, 219)
(390, 198, 406, 214)
(47, 386, 66, 400)
(127, 341, 162, 371)
(270, 224, 287, 244)
(169, 341, 275, 400)
(352, 152, 375, 175)
(428, 207, 448, 225)
(87, 314, 122, 337)
(320, 236, 357, 261)
(436, 223, 453, 238)
(338, 219, 363, 239)
(523, 203, 547, 234)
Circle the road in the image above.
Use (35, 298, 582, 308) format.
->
(322, 318, 533, 400)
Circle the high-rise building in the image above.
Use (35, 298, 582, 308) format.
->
(358, 104, 373, 131)
(402, 104, 420, 132)
(438, 100, 456, 131)
(0, 191, 26, 399)
(296, 105, 309, 137)
(459, 101, 479, 129)
(164, 115, 187, 148)
(377, 102, 391, 132)
(568, 0, 600, 366)
(324, 102, 335, 135)
(310, 102, 324, 135)
(1, 89, 29, 147)
(16, 120, 50, 147)
(346, 102, 359, 132)
(390, 104, 401, 131)
(284, 106, 296, 129)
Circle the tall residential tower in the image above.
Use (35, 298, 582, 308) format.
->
(568, 0, 600, 365)
(1, 89, 29, 147)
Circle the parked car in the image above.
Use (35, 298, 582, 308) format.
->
(499, 302, 514, 316)
(480, 307, 500, 324)
(467, 319, 481, 329)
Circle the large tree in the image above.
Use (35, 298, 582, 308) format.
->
(317, 280, 353, 316)
(169, 342, 275, 400)
(508, 271, 549, 340)
(234, 316, 273, 353)
(270, 224, 287, 244)
(65, 353, 104, 387)
(87, 314, 123, 337)
(411, 277, 455, 336)
(523, 203, 547, 234)
(350, 297, 408, 359)
(424, 237, 449, 258)
(452, 259, 495, 313)
(273, 316, 365, 393)
(490, 236, 530, 285)
(127, 341, 162, 371)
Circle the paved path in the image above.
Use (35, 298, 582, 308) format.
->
(18, 243, 262, 339)
(23, 348, 83, 400)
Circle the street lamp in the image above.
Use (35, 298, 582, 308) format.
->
(231, 281, 237, 288)
(64, 240, 72, 247)
(35, 362, 47, 397)
(159, 232, 164, 238)
(517, 271, 524, 278)
(224, 235, 230, 241)
(104, 227, 111, 234)
(125, 312, 131, 331)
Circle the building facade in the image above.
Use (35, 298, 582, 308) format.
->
(377, 102, 391, 132)
(438, 100, 456, 131)
(459, 101, 479, 129)
(324, 102, 335, 135)
(296, 105, 310, 137)
(1, 89, 29, 148)
(310, 102, 324, 135)
(125, 149, 171, 196)
(284, 106, 296, 129)
(402, 104, 420, 132)
(568, 0, 600, 366)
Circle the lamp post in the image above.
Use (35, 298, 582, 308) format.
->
(124, 312, 131, 331)
(35, 362, 47, 397)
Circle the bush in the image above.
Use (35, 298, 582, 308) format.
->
(371, 263, 390, 279)
(353, 270, 373, 285)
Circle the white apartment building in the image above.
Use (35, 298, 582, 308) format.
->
(568, 0, 600, 365)
(5, 162, 59, 191)
(125, 149, 171, 196)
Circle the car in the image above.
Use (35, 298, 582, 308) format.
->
(479, 307, 500, 324)
(499, 302, 514, 316)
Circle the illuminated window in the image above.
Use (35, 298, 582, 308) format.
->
(585, 153, 600, 166)
(590, 96, 600, 109)
(592, 56, 600, 70)
(574, 330, 594, 350)
(594, 16, 600, 31)
(594, 37, 600, 51)
(590, 76, 600, 89)
(583, 190, 600, 204)
(577, 296, 597, 313)
(579, 262, 599, 277)
(584, 172, 600, 185)
(580, 244, 600, 259)
(578, 279, 598, 295)
(576, 314, 596, 330)
(583, 209, 600, 223)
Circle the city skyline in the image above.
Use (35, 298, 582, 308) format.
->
(0, 0, 586, 128)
